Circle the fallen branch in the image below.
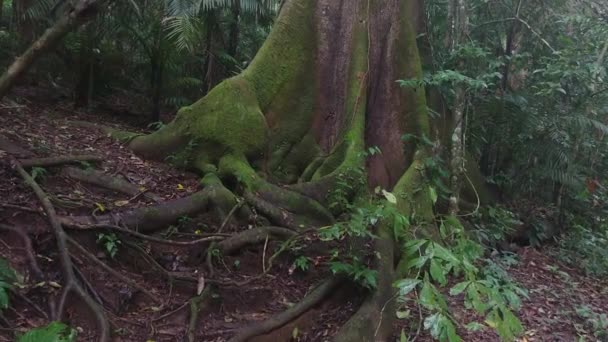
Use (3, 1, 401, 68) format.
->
(11, 158, 110, 342)
(19, 155, 103, 168)
(62, 167, 163, 203)
(65, 235, 162, 305)
(0, 203, 39, 213)
(228, 278, 341, 342)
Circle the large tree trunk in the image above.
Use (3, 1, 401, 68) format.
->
(0, 0, 103, 100)
(120, 0, 484, 340)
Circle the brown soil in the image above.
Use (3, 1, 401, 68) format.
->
(0, 87, 607, 342)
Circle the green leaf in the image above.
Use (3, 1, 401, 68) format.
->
(429, 186, 438, 204)
(465, 322, 485, 331)
(419, 280, 437, 310)
(423, 313, 442, 338)
(430, 259, 447, 286)
(17, 321, 77, 342)
(400, 329, 408, 342)
(405, 255, 430, 270)
(0, 288, 9, 309)
(432, 243, 460, 264)
(449, 281, 471, 296)
(382, 190, 397, 204)
(396, 309, 411, 319)
(394, 278, 421, 296)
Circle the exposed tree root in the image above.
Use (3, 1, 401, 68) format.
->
(244, 192, 297, 229)
(60, 221, 227, 246)
(11, 158, 110, 342)
(0, 203, 39, 213)
(65, 235, 162, 305)
(65, 181, 239, 233)
(19, 154, 103, 168)
(217, 226, 297, 255)
(228, 277, 341, 342)
(62, 167, 164, 203)
(0, 223, 44, 281)
(334, 228, 398, 342)
(187, 287, 212, 342)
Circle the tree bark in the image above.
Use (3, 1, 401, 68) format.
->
(227, 0, 241, 57)
(13, 0, 33, 42)
(116, 0, 488, 340)
(448, 0, 469, 215)
(0, 0, 104, 101)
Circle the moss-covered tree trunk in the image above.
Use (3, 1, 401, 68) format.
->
(123, 0, 465, 340)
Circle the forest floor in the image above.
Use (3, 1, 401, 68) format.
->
(0, 87, 607, 342)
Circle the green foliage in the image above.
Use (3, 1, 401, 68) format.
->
(575, 305, 608, 339)
(17, 322, 77, 342)
(96, 233, 121, 258)
(555, 223, 608, 276)
(31, 167, 48, 181)
(0, 258, 17, 312)
(470, 206, 522, 247)
(394, 217, 526, 341)
(329, 257, 378, 290)
(293, 256, 311, 272)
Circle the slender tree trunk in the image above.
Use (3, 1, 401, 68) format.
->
(148, 20, 164, 123)
(227, 0, 241, 57)
(203, 11, 225, 93)
(448, 0, 469, 215)
(13, 0, 33, 41)
(75, 26, 95, 109)
(150, 56, 163, 123)
(0, 0, 104, 101)
(0, 0, 4, 25)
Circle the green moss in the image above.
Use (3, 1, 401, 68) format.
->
(392, 153, 435, 227)
(398, 0, 431, 140)
(217, 154, 260, 189)
(242, 0, 316, 110)
(242, 0, 317, 179)
(110, 130, 144, 144)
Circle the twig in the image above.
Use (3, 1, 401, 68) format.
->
(0, 203, 39, 213)
(11, 158, 110, 342)
(65, 235, 162, 305)
(262, 234, 269, 274)
(217, 200, 243, 233)
(151, 301, 189, 322)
